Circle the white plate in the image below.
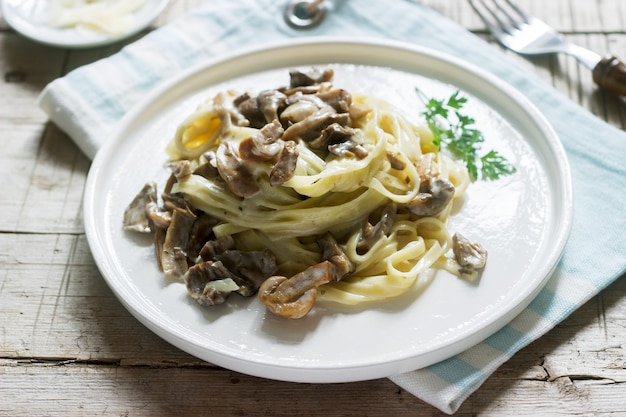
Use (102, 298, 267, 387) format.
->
(1, 0, 169, 48)
(84, 38, 573, 383)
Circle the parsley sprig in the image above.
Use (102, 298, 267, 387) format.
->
(416, 88, 516, 181)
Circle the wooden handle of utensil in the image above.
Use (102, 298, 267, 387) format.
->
(592, 55, 626, 96)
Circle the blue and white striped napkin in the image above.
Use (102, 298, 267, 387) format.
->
(38, 0, 626, 413)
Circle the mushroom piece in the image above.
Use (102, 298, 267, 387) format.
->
(280, 99, 321, 124)
(357, 203, 397, 254)
(310, 123, 368, 158)
(258, 260, 334, 319)
(193, 151, 220, 180)
(315, 89, 352, 113)
(187, 214, 220, 261)
(289, 68, 334, 88)
(406, 176, 455, 217)
(217, 250, 278, 296)
(309, 122, 353, 149)
(238, 119, 284, 162)
(199, 235, 237, 261)
(257, 90, 287, 124)
(234, 92, 266, 128)
(123, 182, 158, 233)
(282, 108, 350, 142)
(215, 142, 260, 198)
(386, 151, 406, 171)
(162, 162, 196, 217)
(184, 260, 241, 306)
(167, 159, 194, 182)
(316, 233, 354, 281)
(161, 209, 195, 279)
(162, 192, 196, 218)
(285, 91, 329, 110)
(146, 200, 171, 230)
(269, 140, 299, 186)
(452, 233, 488, 277)
(328, 139, 369, 159)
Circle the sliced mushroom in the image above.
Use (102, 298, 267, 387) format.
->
(282, 108, 350, 142)
(316, 233, 354, 281)
(269, 140, 299, 186)
(217, 250, 278, 296)
(187, 214, 220, 261)
(199, 235, 237, 261)
(386, 151, 406, 170)
(357, 203, 397, 254)
(161, 209, 195, 279)
(193, 152, 220, 180)
(234, 92, 266, 128)
(452, 233, 488, 277)
(162, 192, 196, 218)
(289, 68, 334, 88)
(258, 260, 334, 319)
(316, 89, 352, 113)
(309, 122, 354, 149)
(238, 120, 284, 161)
(146, 200, 171, 230)
(123, 182, 158, 233)
(184, 260, 241, 306)
(216, 142, 260, 198)
(328, 140, 369, 159)
(280, 99, 321, 124)
(162, 162, 196, 216)
(153, 226, 167, 273)
(167, 159, 194, 182)
(406, 176, 455, 217)
(257, 90, 287, 124)
(310, 122, 368, 159)
(284, 91, 329, 111)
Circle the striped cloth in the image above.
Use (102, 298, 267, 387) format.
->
(38, 0, 626, 413)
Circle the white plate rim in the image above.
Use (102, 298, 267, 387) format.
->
(84, 37, 573, 383)
(1, 0, 170, 48)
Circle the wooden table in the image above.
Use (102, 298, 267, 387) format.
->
(2, 1, 625, 415)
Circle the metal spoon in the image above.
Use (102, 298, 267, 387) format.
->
(283, 0, 328, 30)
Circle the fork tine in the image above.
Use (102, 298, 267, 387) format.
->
(468, 0, 507, 38)
(478, 0, 529, 33)
(503, 0, 531, 24)
(491, 0, 525, 29)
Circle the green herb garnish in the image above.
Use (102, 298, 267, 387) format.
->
(416, 88, 516, 180)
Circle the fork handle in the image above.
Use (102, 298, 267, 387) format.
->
(592, 55, 626, 96)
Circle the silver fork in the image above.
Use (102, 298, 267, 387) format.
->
(469, 0, 626, 96)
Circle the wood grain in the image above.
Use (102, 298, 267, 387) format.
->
(1, 1, 626, 415)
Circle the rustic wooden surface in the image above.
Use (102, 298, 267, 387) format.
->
(1, 1, 626, 415)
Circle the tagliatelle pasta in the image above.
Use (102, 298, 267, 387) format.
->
(123, 67, 487, 319)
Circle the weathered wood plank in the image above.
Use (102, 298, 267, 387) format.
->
(1, 357, 625, 417)
(0, 122, 88, 233)
(0, 233, 201, 364)
(0, 363, 443, 417)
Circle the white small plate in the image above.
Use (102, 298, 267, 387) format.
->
(1, 0, 169, 48)
(84, 38, 573, 383)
